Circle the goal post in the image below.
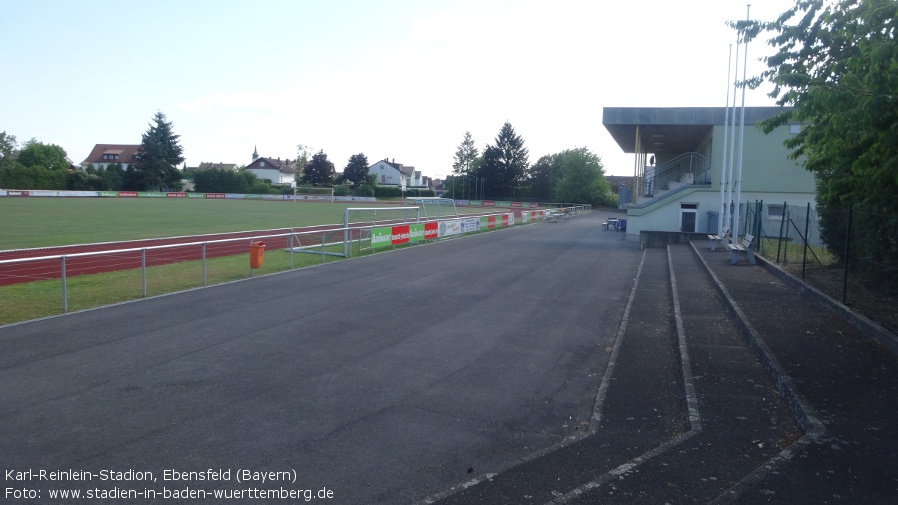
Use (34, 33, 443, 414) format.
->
(294, 186, 335, 203)
(405, 196, 459, 221)
(343, 206, 421, 257)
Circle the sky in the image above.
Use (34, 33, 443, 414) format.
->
(1, 0, 799, 179)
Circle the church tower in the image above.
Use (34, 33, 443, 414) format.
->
(252, 145, 259, 161)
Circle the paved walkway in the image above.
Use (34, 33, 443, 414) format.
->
(3, 213, 897, 504)
(435, 239, 898, 504)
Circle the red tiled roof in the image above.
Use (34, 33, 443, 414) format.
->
(80, 144, 140, 165)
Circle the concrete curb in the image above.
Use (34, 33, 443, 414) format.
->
(754, 253, 898, 359)
(688, 241, 826, 503)
(689, 241, 825, 437)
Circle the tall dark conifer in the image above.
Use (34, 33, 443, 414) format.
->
(134, 111, 185, 191)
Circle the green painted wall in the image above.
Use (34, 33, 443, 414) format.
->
(708, 123, 814, 193)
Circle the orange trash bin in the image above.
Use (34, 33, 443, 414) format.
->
(250, 241, 265, 269)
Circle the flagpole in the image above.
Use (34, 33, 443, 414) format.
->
(720, 44, 733, 234)
(733, 4, 751, 240)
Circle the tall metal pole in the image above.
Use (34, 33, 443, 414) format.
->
(732, 4, 751, 239)
(632, 125, 640, 204)
(726, 22, 742, 234)
(720, 44, 734, 234)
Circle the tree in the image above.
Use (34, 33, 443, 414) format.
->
(18, 139, 69, 172)
(475, 122, 529, 197)
(0, 131, 17, 166)
(133, 111, 185, 191)
(295, 144, 313, 185)
(553, 148, 610, 206)
(301, 150, 335, 186)
(742, 0, 898, 291)
(342, 153, 369, 187)
(452, 131, 479, 176)
(193, 168, 249, 194)
(528, 154, 560, 201)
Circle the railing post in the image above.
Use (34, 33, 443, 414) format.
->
(202, 242, 207, 286)
(142, 248, 147, 297)
(802, 202, 811, 279)
(776, 201, 787, 263)
(322, 232, 326, 263)
(290, 234, 294, 268)
(61, 255, 68, 313)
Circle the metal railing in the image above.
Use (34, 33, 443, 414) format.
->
(645, 152, 712, 196)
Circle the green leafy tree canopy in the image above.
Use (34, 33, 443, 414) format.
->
(18, 139, 69, 171)
(342, 153, 369, 187)
(301, 150, 335, 186)
(740, 0, 898, 213)
(553, 147, 610, 206)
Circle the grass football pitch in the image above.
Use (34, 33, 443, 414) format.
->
(0, 198, 509, 325)
(0, 197, 482, 250)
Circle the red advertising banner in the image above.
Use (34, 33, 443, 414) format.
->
(502, 214, 510, 226)
(118, 191, 138, 197)
(391, 225, 410, 245)
(529, 202, 539, 208)
(424, 222, 438, 240)
(205, 193, 226, 199)
(487, 216, 496, 229)
(166, 192, 187, 198)
(482, 200, 496, 206)
(511, 202, 522, 208)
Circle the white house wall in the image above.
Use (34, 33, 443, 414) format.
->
(369, 161, 404, 186)
(623, 187, 816, 241)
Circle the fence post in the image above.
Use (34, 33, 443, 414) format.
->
(776, 201, 787, 263)
(61, 255, 68, 313)
(802, 202, 811, 279)
(843, 204, 853, 304)
(322, 232, 326, 263)
(142, 248, 147, 297)
(202, 242, 207, 286)
(290, 234, 294, 268)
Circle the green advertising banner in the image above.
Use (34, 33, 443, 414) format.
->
(371, 227, 393, 249)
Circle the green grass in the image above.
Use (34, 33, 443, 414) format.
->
(757, 237, 838, 267)
(1, 198, 363, 249)
(0, 198, 492, 250)
(0, 236, 372, 326)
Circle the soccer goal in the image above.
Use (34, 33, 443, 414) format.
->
(294, 186, 335, 203)
(406, 196, 459, 221)
(342, 206, 421, 257)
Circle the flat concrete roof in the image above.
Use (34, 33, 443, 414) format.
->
(602, 106, 789, 154)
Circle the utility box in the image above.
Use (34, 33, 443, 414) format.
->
(707, 211, 719, 234)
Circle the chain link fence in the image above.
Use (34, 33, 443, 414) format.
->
(733, 201, 898, 334)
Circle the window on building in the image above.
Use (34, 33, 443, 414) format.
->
(768, 204, 785, 220)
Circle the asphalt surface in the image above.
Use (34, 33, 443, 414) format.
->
(2, 212, 897, 504)
(1, 213, 639, 504)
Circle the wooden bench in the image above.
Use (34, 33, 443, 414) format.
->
(708, 227, 730, 251)
(726, 233, 756, 265)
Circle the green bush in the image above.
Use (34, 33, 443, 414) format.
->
(374, 186, 403, 198)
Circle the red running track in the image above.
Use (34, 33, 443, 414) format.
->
(0, 210, 524, 287)
(0, 225, 346, 287)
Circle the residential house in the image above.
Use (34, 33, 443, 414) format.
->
(602, 106, 815, 240)
(368, 159, 423, 188)
(192, 162, 238, 172)
(245, 156, 296, 185)
(79, 144, 140, 170)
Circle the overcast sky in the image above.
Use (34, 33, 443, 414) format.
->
(1, 0, 797, 179)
